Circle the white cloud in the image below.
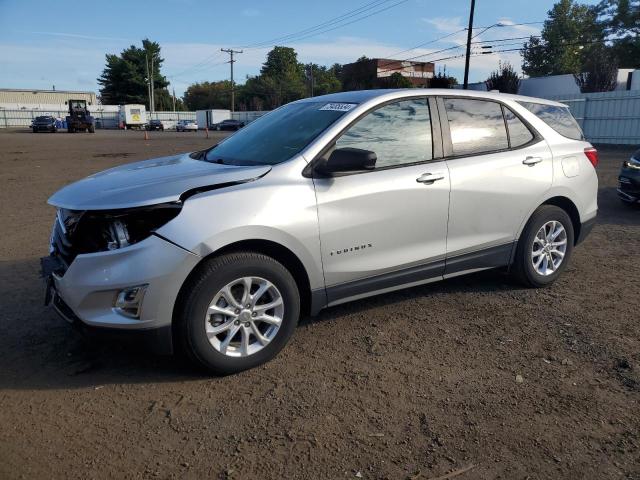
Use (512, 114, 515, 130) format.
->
(242, 8, 261, 17)
(422, 16, 464, 33)
(17, 30, 130, 42)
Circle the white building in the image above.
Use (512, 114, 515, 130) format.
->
(459, 69, 640, 97)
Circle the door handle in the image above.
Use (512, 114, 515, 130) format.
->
(523, 156, 543, 166)
(416, 173, 445, 184)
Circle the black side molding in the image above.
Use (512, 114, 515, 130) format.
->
(326, 260, 445, 305)
(444, 242, 515, 276)
(575, 216, 597, 245)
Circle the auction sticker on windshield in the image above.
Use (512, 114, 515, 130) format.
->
(319, 103, 357, 112)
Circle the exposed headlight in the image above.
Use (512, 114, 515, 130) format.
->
(59, 202, 182, 254)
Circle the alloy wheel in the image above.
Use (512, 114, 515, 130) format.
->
(531, 220, 568, 276)
(204, 277, 284, 357)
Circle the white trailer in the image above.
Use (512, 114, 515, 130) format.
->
(196, 109, 231, 129)
(118, 104, 146, 129)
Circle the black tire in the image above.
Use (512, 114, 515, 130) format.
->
(176, 252, 300, 375)
(68, 126, 74, 133)
(89, 125, 95, 133)
(512, 205, 574, 288)
(32, 128, 37, 133)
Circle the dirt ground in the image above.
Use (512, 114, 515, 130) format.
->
(0, 128, 638, 480)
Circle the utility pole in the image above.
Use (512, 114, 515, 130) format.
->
(145, 52, 152, 111)
(172, 87, 176, 112)
(309, 64, 314, 97)
(150, 54, 155, 113)
(463, 0, 476, 89)
(221, 48, 243, 112)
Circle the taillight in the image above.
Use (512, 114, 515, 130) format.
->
(584, 147, 598, 168)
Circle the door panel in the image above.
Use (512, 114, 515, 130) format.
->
(438, 97, 553, 271)
(314, 162, 450, 288)
(445, 140, 553, 259)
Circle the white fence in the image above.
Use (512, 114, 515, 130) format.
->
(0, 109, 196, 129)
(544, 90, 640, 145)
(0, 108, 267, 129)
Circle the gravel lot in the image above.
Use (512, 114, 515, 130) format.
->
(0, 129, 638, 480)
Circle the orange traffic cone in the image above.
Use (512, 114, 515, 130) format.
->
(205, 127, 209, 139)
(144, 129, 149, 141)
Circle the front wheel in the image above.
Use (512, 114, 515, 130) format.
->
(512, 205, 574, 288)
(176, 252, 300, 375)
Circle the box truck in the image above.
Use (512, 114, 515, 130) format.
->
(119, 104, 147, 129)
(196, 109, 231, 130)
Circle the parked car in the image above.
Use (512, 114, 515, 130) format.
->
(617, 148, 640, 204)
(213, 119, 245, 131)
(42, 89, 598, 375)
(176, 120, 198, 132)
(146, 119, 164, 131)
(32, 116, 57, 133)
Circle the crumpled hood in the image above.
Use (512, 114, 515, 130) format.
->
(48, 153, 271, 210)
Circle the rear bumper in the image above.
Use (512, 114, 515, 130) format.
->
(576, 215, 597, 245)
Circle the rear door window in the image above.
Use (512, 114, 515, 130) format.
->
(443, 98, 509, 156)
(518, 102, 583, 140)
(503, 107, 534, 148)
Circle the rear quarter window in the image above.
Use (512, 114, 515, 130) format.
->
(518, 102, 584, 141)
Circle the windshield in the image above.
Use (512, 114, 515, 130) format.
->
(204, 101, 353, 166)
(35, 116, 51, 121)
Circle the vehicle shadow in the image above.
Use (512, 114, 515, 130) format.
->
(0, 258, 520, 391)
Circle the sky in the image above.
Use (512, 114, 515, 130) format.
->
(0, 0, 599, 98)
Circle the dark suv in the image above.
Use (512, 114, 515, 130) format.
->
(146, 120, 164, 131)
(32, 116, 57, 133)
(214, 119, 245, 131)
(618, 148, 640, 204)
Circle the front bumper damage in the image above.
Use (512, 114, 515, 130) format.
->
(42, 234, 200, 354)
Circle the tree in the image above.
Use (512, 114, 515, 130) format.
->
(258, 46, 307, 108)
(485, 61, 521, 93)
(98, 39, 172, 110)
(341, 56, 376, 91)
(522, 0, 604, 76)
(183, 81, 232, 110)
(383, 72, 414, 88)
(304, 63, 342, 96)
(427, 69, 458, 88)
(574, 44, 619, 92)
(597, 0, 640, 67)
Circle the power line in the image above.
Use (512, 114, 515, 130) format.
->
(241, 0, 393, 49)
(166, 0, 406, 81)
(374, 21, 543, 73)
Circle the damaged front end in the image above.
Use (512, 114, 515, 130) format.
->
(46, 203, 183, 276)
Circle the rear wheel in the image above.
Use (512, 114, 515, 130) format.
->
(89, 124, 95, 133)
(176, 252, 300, 375)
(512, 205, 574, 288)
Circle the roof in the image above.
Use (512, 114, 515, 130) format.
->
(298, 89, 566, 107)
(0, 88, 95, 94)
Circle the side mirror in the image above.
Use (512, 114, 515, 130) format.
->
(315, 147, 377, 176)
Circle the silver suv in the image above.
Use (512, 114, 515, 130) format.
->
(43, 89, 598, 374)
